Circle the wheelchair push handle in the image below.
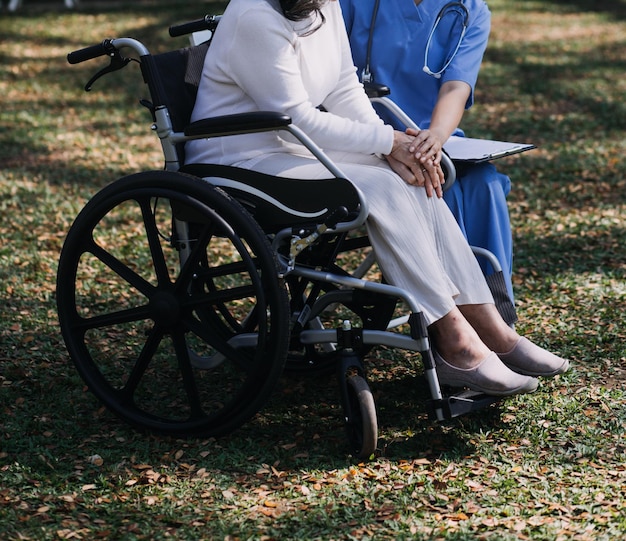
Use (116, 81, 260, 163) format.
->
(67, 39, 114, 64)
(169, 14, 221, 37)
(67, 37, 150, 91)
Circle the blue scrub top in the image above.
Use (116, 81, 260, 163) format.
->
(340, 0, 491, 133)
(340, 0, 517, 308)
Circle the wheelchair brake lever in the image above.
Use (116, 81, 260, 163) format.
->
(84, 51, 132, 92)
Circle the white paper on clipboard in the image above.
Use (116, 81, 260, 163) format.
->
(443, 135, 536, 163)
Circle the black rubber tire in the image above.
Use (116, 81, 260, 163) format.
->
(345, 374, 378, 460)
(56, 171, 290, 438)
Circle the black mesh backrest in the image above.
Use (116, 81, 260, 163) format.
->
(148, 42, 209, 162)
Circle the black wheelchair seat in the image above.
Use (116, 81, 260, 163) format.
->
(180, 163, 362, 232)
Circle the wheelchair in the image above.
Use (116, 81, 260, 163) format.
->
(57, 15, 507, 459)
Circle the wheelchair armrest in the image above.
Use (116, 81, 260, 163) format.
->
(363, 82, 391, 99)
(184, 111, 292, 137)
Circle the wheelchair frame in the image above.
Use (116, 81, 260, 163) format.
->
(57, 15, 501, 459)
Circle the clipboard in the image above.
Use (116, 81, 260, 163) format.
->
(443, 135, 535, 163)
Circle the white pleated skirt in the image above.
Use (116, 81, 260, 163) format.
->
(234, 150, 494, 325)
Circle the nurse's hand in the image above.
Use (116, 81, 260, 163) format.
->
(407, 127, 443, 167)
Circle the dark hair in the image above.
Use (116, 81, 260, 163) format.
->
(279, 0, 325, 20)
(278, 0, 326, 32)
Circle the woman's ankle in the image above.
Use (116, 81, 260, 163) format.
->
(429, 309, 490, 369)
(458, 303, 520, 353)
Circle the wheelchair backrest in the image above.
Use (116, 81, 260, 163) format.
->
(145, 41, 210, 163)
(150, 42, 208, 132)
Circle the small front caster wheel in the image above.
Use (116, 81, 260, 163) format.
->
(345, 374, 378, 460)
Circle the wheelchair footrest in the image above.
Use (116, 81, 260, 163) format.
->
(426, 390, 500, 421)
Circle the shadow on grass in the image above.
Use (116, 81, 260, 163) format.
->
(515, 226, 626, 274)
(2, 340, 506, 479)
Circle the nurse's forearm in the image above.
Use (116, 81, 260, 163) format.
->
(429, 80, 471, 144)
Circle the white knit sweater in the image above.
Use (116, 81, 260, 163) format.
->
(185, 0, 394, 166)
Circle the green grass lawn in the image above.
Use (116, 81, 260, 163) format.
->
(1, 1, 626, 539)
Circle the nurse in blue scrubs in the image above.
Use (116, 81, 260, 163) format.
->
(340, 0, 515, 302)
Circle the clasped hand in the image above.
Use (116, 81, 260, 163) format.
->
(385, 128, 445, 198)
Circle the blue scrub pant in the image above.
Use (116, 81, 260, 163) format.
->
(443, 162, 514, 301)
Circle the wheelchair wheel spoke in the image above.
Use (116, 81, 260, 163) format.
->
(184, 315, 256, 373)
(88, 240, 154, 297)
(119, 327, 163, 402)
(171, 329, 205, 418)
(174, 219, 218, 290)
(139, 197, 172, 286)
(184, 285, 257, 318)
(71, 304, 152, 332)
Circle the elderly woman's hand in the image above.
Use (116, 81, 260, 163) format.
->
(386, 130, 445, 198)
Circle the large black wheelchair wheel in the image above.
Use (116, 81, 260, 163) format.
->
(56, 170, 290, 438)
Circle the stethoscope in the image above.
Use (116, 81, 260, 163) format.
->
(362, 0, 470, 82)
